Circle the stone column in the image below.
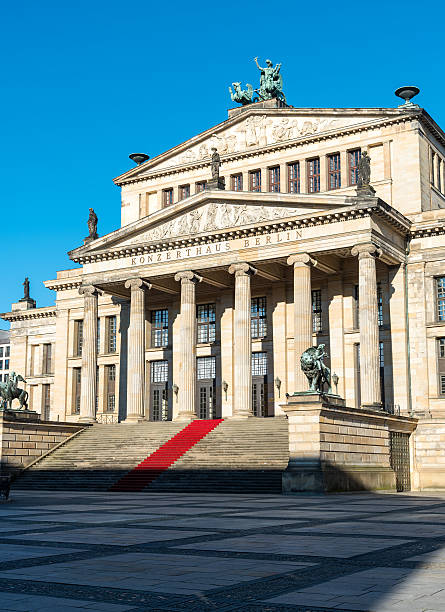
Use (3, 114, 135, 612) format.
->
(174, 271, 202, 420)
(351, 244, 382, 409)
(228, 263, 257, 418)
(287, 254, 315, 392)
(124, 278, 150, 422)
(78, 285, 99, 423)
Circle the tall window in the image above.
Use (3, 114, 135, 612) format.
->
(197, 304, 216, 343)
(163, 188, 173, 207)
(288, 162, 300, 193)
(96, 318, 101, 353)
(438, 339, 445, 396)
(75, 320, 83, 357)
(252, 352, 268, 376)
(312, 289, 322, 332)
(431, 151, 436, 185)
(197, 356, 216, 380)
(73, 367, 81, 413)
(195, 181, 206, 193)
(249, 170, 261, 192)
(231, 174, 243, 191)
(354, 344, 361, 408)
(151, 360, 168, 383)
(151, 309, 168, 348)
(379, 341, 385, 406)
(377, 283, 383, 327)
(437, 277, 445, 321)
(6, 346, 10, 357)
(354, 284, 360, 328)
(179, 184, 190, 200)
(107, 316, 117, 353)
(307, 158, 320, 193)
(251, 297, 267, 338)
(42, 384, 51, 420)
(349, 149, 361, 185)
(438, 159, 442, 192)
(269, 166, 280, 192)
(328, 153, 341, 190)
(106, 365, 116, 412)
(42, 344, 53, 375)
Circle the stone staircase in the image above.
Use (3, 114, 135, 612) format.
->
(13, 418, 289, 493)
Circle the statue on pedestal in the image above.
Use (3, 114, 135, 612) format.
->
(87, 208, 98, 240)
(211, 148, 221, 180)
(357, 151, 371, 187)
(300, 344, 332, 394)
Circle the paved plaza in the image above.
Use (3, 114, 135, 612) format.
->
(1, 491, 445, 610)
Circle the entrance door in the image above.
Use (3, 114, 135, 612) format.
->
(150, 361, 169, 421)
(252, 378, 267, 417)
(197, 356, 216, 419)
(390, 432, 411, 492)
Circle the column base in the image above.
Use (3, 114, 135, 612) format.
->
(123, 415, 145, 423)
(174, 412, 197, 422)
(79, 416, 96, 424)
(228, 411, 254, 419)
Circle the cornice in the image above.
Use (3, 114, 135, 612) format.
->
(1, 308, 57, 322)
(410, 221, 445, 239)
(71, 199, 411, 265)
(115, 112, 422, 187)
(44, 279, 82, 292)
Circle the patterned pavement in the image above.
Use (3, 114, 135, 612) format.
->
(1, 490, 445, 610)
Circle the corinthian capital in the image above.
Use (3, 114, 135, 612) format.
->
(287, 253, 316, 267)
(351, 243, 382, 260)
(174, 271, 203, 285)
(228, 263, 257, 277)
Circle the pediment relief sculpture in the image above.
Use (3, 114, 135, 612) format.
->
(121, 202, 309, 246)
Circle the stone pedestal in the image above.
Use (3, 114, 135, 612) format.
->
(281, 393, 417, 494)
(206, 177, 225, 190)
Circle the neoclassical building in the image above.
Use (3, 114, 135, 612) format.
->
(3, 93, 445, 488)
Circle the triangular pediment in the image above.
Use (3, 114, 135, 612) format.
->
(69, 191, 356, 260)
(114, 106, 408, 184)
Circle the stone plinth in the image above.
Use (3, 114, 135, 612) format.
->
(206, 177, 225, 190)
(0, 412, 89, 476)
(281, 393, 417, 494)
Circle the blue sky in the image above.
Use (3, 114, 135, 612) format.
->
(1, 0, 443, 326)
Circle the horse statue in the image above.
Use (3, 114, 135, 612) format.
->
(228, 82, 254, 106)
(0, 372, 29, 411)
(300, 344, 332, 394)
(254, 57, 286, 103)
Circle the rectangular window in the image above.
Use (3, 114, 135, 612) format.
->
(197, 356, 216, 380)
(4, 359, 9, 370)
(288, 162, 300, 193)
(249, 170, 261, 192)
(437, 277, 445, 321)
(252, 352, 267, 376)
(377, 283, 383, 327)
(307, 158, 320, 193)
(42, 343, 53, 375)
(73, 367, 81, 413)
(151, 309, 168, 348)
(231, 174, 243, 191)
(349, 149, 361, 185)
(106, 364, 116, 412)
(151, 360, 168, 383)
(96, 318, 101, 354)
(251, 297, 267, 339)
(380, 341, 385, 406)
(354, 284, 360, 328)
(269, 166, 280, 192)
(107, 315, 117, 353)
(197, 304, 216, 343)
(196, 181, 206, 193)
(354, 343, 361, 408)
(0, 361, 3, 370)
(438, 158, 442, 192)
(312, 289, 322, 333)
(5, 346, 10, 357)
(75, 320, 83, 357)
(438, 339, 445, 396)
(163, 188, 173, 207)
(0, 348, 3, 358)
(431, 150, 436, 185)
(179, 184, 190, 200)
(42, 384, 51, 420)
(328, 153, 341, 190)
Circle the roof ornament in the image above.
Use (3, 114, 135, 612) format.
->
(84, 208, 98, 244)
(207, 148, 225, 190)
(395, 86, 420, 109)
(228, 57, 286, 106)
(129, 153, 149, 165)
(18, 277, 36, 308)
(357, 151, 375, 197)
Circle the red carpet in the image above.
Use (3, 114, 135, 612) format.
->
(109, 419, 224, 492)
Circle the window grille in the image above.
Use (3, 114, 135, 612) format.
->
(107, 316, 117, 353)
(107, 364, 116, 381)
(307, 158, 320, 192)
(73, 367, 81, 413)
(179, 184, 190, 200)
(328, 153, 341, 189)
(377, 283, 383, 327)
(437, 277, 445, 321)
(197, 304, 216, 343)
(197, 356, 216, 380)
(43, 343, 53, 374)
(42, 384, 51, 420)
(379, 341, 385, 405)
(151, 309, 168, 347)
(151, 360, 168, 383)
(251, 297, 267, 338)
(288, 162, 300, 193)
(249, 170, 261, 192)
(163, 188, 173, 207)
(354, 284, 360, 328)
(349, 149, 361, 185)
(75, 320, 83, 356)
(312, 289, 322, 332)
(438, 159, 442, 192)
(107, 394, 116, 412)
(269, 166, 280, 192)
(438, 339, 445, 396)
(96, 319, 100, 353)
(252, 352, 267, 376)
(231, 174, 243, 191)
